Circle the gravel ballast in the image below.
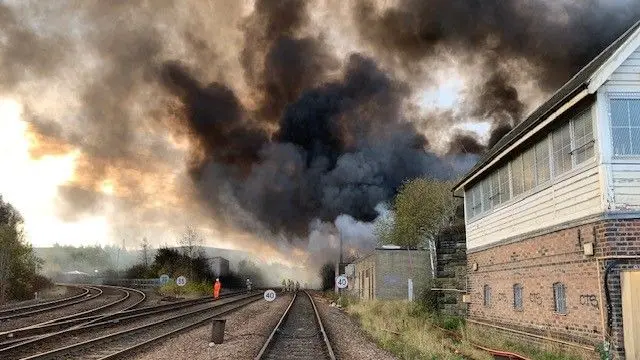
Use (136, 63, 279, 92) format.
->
(133, 293, 292, 360)
(313, 295, 398, 360)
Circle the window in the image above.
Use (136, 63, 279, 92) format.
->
(483, 285, 492, 307)
(553, 123, 572, 176)
(471, 186, 482, 218)
(511, 155, 524, 196)
(572, 110, 594, 164)
(481, 179, 491, 212)
(611, 98, 640, 156)
(522, 147, 536, 191)
(513, 284, 523, 310)
(490, 172, 501, 208)
(535, 138, 550, 184)
(498, 166, 511, 203)
(553, 282, 567, 314)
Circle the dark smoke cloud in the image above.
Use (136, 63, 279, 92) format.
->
(2, 0, 640, 251)
(352, 0, 640, 138)
(447, 132, 484, 155)
(180, 53, 454, 236)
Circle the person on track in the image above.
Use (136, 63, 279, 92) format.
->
(295, 281, 300, 292)
(213, 278, 221, 299)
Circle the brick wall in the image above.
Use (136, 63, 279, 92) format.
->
(467, 223, 603, 353)
(595, 219, 640, 360)
(467, 217, 640, 359)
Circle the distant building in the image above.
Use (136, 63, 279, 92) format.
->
(210, 257, 229, 277)
(453, 20, 640, 360)
(348, 246, 431, 301)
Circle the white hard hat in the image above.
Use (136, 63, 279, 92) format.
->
(216, 278, 219, 281)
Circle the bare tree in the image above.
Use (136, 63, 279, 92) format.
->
(178, 226, 204, 280)
(139, 237, 150, 268)
(179, 227, 203, 259)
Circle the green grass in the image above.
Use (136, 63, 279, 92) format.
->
(348, 301, 492, 360)
(345, 300, 586, 360)
(463, 324, 585, 360)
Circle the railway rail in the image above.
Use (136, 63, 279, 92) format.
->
(0, 285, 146, 349)
(433, 324, 530, 360)
(255, 291, 335, 360)
(15, 291, 262, 360)
(0, 286, 98, 321)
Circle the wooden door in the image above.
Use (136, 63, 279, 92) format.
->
(622, 271, 640, 359)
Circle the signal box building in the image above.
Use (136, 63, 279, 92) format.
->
(453, 21, 640, 359)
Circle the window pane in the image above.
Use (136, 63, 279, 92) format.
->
(522, 147, 536, 191)
(536, 138, 550, 183)
(481, 179, 491, 212)
(472, 186, 482, 217)
(631, 128, 640, 155)
(499, 166, 511, 203)
(513, 284, 523, 310)
(554, 283, 567, 314)
(490, 172, 500, 207)
(630, 99, 640, 127)
(484, 285, 491, 307)
(553, 124, 572, 175)
(511, 155, 524, 196)
(612, 128, 631, 156)
(610, 99, 628, 127)
(465, 190, 473, 219)
(573, 110, 594, 164)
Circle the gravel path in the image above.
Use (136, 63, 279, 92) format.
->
(133, 293, 292, 360)
(313, 295, 398, 360)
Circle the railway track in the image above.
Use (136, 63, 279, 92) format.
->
(255, 291, 335, 360)
(0, 285, 145, 335)
(14, 291, 262, 360)
(0, 285, 97, 321)
(433, 325, 530, 360)
(0, 285, 146, 349)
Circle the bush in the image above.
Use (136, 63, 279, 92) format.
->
(159, 280, 212, 297)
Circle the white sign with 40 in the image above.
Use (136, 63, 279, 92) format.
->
(264, 289, 276, 302)
(336, 275, 348, 289)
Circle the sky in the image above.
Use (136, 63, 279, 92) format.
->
(2, 0, 638, 262)
(0, 85, 482, 248)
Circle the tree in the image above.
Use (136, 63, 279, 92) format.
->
(178, 226, 203, 260)
(139, 237, 151, 268)
(384, 178, 458, 247)
(0, 196, 46, 304)
(178, 227, 204, 280)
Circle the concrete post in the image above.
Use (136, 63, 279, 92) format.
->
(211, 319, 226, 344)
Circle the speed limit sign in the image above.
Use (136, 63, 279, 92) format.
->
(176, 276, 187, 287)
(264, 289, 276, 302)
(336, 275, 348, 289)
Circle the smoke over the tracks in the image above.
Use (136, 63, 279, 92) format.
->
(2, 0, 640, 273)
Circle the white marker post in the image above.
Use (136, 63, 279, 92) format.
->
(264, 289, 276, 302)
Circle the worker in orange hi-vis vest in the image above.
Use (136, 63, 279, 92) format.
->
(213, 278, 221, 299)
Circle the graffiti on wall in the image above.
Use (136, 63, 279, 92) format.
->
(579, 294, 599, 308)
(529, 292, 543, 305)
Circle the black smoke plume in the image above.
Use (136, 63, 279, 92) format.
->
(2, 0, 640, 247)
